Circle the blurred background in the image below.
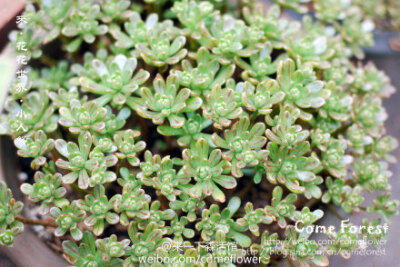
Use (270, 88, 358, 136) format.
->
(323, 51, 400, 267)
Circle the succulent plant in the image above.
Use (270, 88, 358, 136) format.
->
(341, 185, 365, 213)
(124, 222, 171, 266)
(212, 117, 268, 178)
(110, 12, 176, 50)
(61, 2, 108, 52)
(203, 84, 242, 129)
(59, 100, 108, 134)
(50, 200, 86, 241)
(184, 139, 236, 202)
(171, 47, 235, 95)
(169, 193, 205, 222)
(55, 131, 99, 189)
(326, 226, 359, 259)
(250, 230, 280, 264)
(79, 54, 150, 107)
(143, 156, 190, 201)
(265, 105, 309, 147)
(111, 186, 151, 226)
(20, 171, 68, 215)
(113, 129, 145, 167)
(367, 194, 399, 221)
(293, 207, 324, 226)
(137, 74, 202, 128)
(236, 202, 273, 236)
(97, 234, 130, 262)
(276, 58, 330, 120)
(30, 61, 73, 91)
(63, 231, 123, 266)
(241, 79, 285, 114)
(166, 215, 195, 241)
(285, 226, 329, 267)
(157, 113, 212, 148)
(0, 90, 58, 136)
(1, 0, 399, 266)
(360, 218, 386, 246)
(136, 200, 175, 231)
(14, 130, 54, 169)
(77, 186, 119, 236)
(265, 142, 321, 193)
(201, 14, 264, 60)
(265, 186, 297, 228)
(195, 197, 251, 247)
(322, 138, 353, 179)
(99, 0, 133, 23)
(321, 177, 346, 205)
(171, 0, 217, 38)
(136, 33, 187, 67)
(0, 182, 23, 246)
(236, 45, 285, 83)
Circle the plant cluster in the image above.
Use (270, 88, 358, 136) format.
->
(274, 0, 400, 52)
(0, 0, 398, 266)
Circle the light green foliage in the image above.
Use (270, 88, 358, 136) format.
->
(111, 186, 151, 226)
(171, 47, 235, 95)
(135, 200, 175, 231)
(14, 130, 54, 169)
(157, 113, 212, 147)
(276, 58, 330, 120)
(20, 171, 68, 214)
(169, 193, 205, 222)
(110, 12, 177, 50)
(136, 33, 188, 67)
(30, 61, 73, 91)
(285, 226, 329, 266)
(61, 2, 108, 52)
(63, 231, 123, 266)
(137, 74, 202, 128)
(367, 194, 399, 220)
(201, 14, 264, 60)
(50, 201, 86, 241)
(212, 117, 268, 178)
(184, 138, 235, 202)
(203, 84, 242, 129)
(124, 222, 171, 266)
(293, 207, 323, 226)
(265, 186, 297, 228)
(79, 54, 150, 107)
(141, 156, 190, 201)
(195, 197, 251, 247)
(250, 230, 280, 264)
(113, 130, 146, 166)
(0, 0, 399, 266)
(59, 100, 108, 134)
(1, 90, 58, 136)
(265, 142, 321, 193)
(241, 79, 285, 114)
(322, 138, 353, 179)
(326, 225, 359, 259)
(236, 202, 273, 236)
(0, 182, 23, 246)
(166, 215, 194, 241)
(77, 186, 119, 236)
(171, 0, 217, 38)
(99, 0, 132, 23)
(55, 131, 99, 189)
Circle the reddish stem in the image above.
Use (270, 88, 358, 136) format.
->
(16, 215, 58, 227)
